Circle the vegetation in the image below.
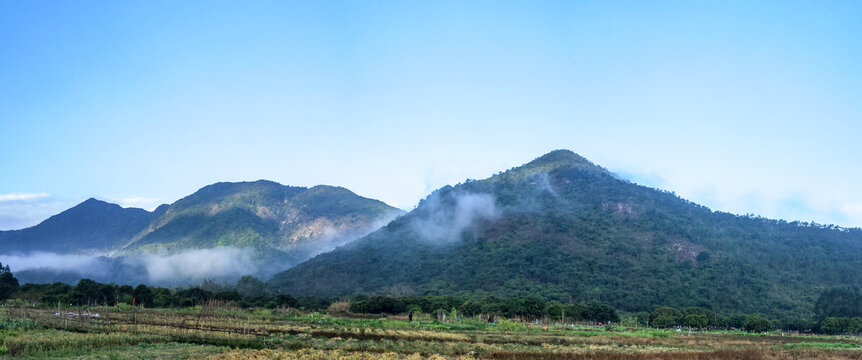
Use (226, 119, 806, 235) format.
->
(5, 272, 862, 336)
(1, 303, 861, 359)
(271, 150, 862, 321)
(2, 180, 404, 285)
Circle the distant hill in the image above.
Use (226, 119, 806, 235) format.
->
(270, 150, 862, 318)
(0, 181, 403, 284)
(120, 180, 404, 261)
(0, 198, 158, 254)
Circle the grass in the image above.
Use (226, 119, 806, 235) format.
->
(784, 342, 862, 349)
(1, 307, 860, 359)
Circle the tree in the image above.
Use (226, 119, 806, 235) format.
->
(815, 288, 862, 320)
(236, 275, 268, 299)
(681, 314, 707, 329)
(0, 272, 19, 301)
(545, 302, 565, 320)
(727, 314, 748, 329)
(72, 279, 102, 305)
(820, 317, 848, 335)
(650, 307, 681, 328)
(743, 314, 771, 333)
(275, 294, 297, 308)
(584, 301, 619, 323)
(459, 301, 482, 317)
(133, 284, 154, 307)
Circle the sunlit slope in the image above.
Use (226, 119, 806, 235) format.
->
(121, 180, 403, 255)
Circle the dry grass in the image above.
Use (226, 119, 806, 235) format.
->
(4, 307, 862, 359)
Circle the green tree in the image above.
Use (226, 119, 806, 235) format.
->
(0, 272, 19, 301)
(743, 314, 771, 333)
(545, 302, 564, 320)
(681, 314, 707, 328)
(71, 279, 102, 305)
(236, 275, 268, 299)
(815, 288, 862, 320)
(133, 284, 154, 307)
(649, 307, 681, 328)
(584, 301, 619, 323)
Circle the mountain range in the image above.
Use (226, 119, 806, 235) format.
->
(3, 150, 861, 318)
(0, 180, 403, 284)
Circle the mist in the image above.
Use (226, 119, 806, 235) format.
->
(296, 210, 404, 258)
(0, 210, 404, 286)
(1, 252, 105, 272)
(410, 190, 501, 243)
(127, 247, 258, 283)
(1, 247, 262, 286)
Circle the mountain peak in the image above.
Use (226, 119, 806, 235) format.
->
(527, 149, 593, 168)
(75, 197, 116, 210)
(498, 150, 606, 181)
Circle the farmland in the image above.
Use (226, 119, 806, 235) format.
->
(1, 305, 861, 359)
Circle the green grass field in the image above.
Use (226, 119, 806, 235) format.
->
(1, 306, 861, 359)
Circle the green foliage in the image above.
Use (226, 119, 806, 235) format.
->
(743, 314, 771, 333)
(815, 288, 862, 320)
(681, 314, 707, 328)
(0, 272, 20, 301)
(650, 307, 681, 328)
(494, 318, 527, 332)
(271, 150, 862, 321)
(784, 342, 862, 349)
(0, 319, 40, 331)
(819, 316, 862, 335)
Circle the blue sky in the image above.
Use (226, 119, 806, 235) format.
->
(2, 1, 861, 230)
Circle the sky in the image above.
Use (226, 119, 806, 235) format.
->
(1, 1, 861, 230)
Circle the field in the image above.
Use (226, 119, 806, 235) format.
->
(1, 305, 861, 359)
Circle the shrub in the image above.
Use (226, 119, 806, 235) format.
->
(327, 301, 350, 314)
(495, 318, 527, 332)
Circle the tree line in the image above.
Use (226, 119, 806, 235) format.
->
(2, 267, 861, 335)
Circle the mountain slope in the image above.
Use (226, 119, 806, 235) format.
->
(121, 180, 403, 258)
(0, 198, 159, 254)
(270, 150, 862, 318)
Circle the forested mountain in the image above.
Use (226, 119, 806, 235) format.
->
(0, 198, 159, 254)
(270, 150, 862, 318)
(1, 180, 403, 285)
(120, 180, 403, 258)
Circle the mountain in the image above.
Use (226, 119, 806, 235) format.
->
(270, 150, 862, 318)
(0, 198, 159, 254)
(1, 180, 403, 285)
(120, 180, 404, 261)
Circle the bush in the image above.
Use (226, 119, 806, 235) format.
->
(495, 318, 527, 332)
(327, 301, 350, 314)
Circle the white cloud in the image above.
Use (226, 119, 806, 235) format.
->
(0, 193, 70, 230)
(132, 247, 258, 283)
(0, 193, 50, 202)
(112, 196, 161, 211)
(0, 252, 103, 271)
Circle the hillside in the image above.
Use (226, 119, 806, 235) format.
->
(0, 198, 158, 254)
(120, 180, 404, 261)
(270, 150, 862, 318)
